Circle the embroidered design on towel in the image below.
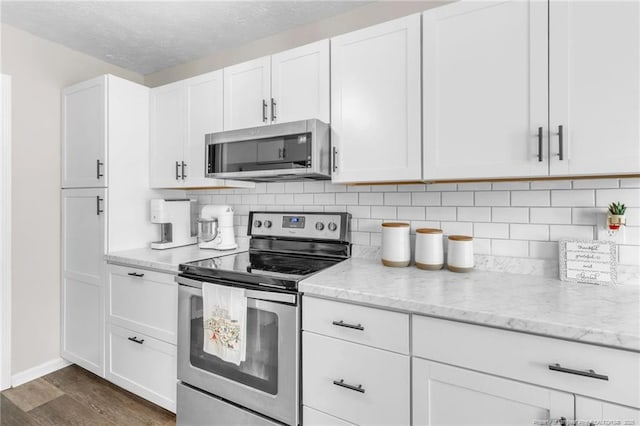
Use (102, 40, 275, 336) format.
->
(205, 307, 241, 350)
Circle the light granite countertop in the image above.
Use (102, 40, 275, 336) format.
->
(105, 244, 247, 273)
(299, 257, 640, 352)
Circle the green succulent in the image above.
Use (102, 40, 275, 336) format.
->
(608, 202, 626, 216)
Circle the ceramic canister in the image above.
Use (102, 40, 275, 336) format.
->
(415, 228, 444, 270)
(447, 235, 474, 273)
(381, 222, 410, 267)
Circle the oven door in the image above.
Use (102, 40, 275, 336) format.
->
(177, 276, 299, 426)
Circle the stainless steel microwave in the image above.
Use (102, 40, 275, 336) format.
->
(205, 119, 330, 182)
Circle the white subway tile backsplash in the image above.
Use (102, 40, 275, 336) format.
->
(492, 240, 528, 257)
(549, 225, 594, 241)
(190, 178, 639, 265)
(426, 207, 457, 221)
(596, 188, 640, 207)
(442, 191, 473, 206)
(510, 224, 549, 241)
(492, 207, 529, 223)
(530, 208, 572, 224)
(475, 191, 510, 206)
(384, 192, 411, 206)
(398, 206, 426, 221)
(511, 190, 550, 207)
(412, 192, 441, 206)
(457, 207, 491, 222)
(335, 193, 359, 205)
(572, 179, 619, 189)
(359, 192, 384, 205)
(474, 223, 509, 239)
(551, 190, 594, 207)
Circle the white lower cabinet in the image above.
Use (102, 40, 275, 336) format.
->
(575, 396, 640, 426)
(412, 358, 573, 426)
(105, 263, 178, 412)
(302, 406, 355, 426)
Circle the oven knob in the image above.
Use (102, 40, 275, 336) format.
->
(253, 220, 262, 228)
(328, 222, 338, 232)
(315, 222, 325, 231)
(264, 220, 272, 228)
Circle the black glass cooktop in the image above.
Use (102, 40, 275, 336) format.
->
(179, 250, 343, 290)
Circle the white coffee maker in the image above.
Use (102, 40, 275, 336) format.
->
(150, 199, 198, 249)
(198, 205, 238, 250)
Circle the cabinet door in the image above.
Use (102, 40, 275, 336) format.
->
(413, 358, 574, 426)
(149, 81, 186, 188)
(62, 75, 107, 188)
(185, 71, 223, 186)
(422, 1, 548, 180)
(331, 15, 422, 183)
(549, 1, 640, 176)
(61, 188, 106, 377)
(271, 40, 330, 124)
(575, 396, 640, 426)
(224, 56, 271, 131)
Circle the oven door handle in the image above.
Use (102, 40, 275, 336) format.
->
(176, 275, 297, 304)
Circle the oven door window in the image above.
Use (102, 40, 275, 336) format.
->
(189, 296, 278, 395)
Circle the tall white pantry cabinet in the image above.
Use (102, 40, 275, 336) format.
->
(61, 75, 166, 377)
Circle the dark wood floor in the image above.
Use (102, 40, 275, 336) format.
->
(1, 365, 175, 425)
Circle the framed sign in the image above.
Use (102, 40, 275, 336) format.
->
(559, 240, 617, 285)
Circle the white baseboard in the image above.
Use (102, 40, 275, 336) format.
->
(11, 357, 71, 387)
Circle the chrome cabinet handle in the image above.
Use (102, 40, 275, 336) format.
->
(557, 125, 564, 161)
(96, 196, 104, 215)
(175, 161, 180, 180)
(332, 320, 364, 331)
(548, 363, 608, 381)
(127, 336, 144, 345)
(262, 99, 268, 123)
(537, 127, 543, 162)
(127, 272, 144, 277)
(181, 161, 187, 180)
(96, 159, 104, 179)
(271, 98, 277, 122)
(332, 146, 338, 172)
(333, 379, 365, 393)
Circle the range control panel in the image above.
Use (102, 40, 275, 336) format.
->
(248, 212, 350, 242)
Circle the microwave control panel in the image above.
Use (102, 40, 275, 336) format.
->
(249, 212, 349, 242)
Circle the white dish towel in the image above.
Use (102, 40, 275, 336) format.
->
(202, 282, 247, 366)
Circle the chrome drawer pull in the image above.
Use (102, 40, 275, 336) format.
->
(127, 336, 144, 345)
(548, 363, 608, 381)
(332, 320, 364, 331)
(333, 379, 365, 393)
(127, 272, 144, 278)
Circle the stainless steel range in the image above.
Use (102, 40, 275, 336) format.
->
(176, 211, 351, 426)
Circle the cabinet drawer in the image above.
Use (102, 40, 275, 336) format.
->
(303, 332, 410, 425)
(107, 324, 177, 412)
(303, 296, 409, 354)
(303, 406, 355, 426)
(107, 264, 177, 344)
(413, 315, 640, 408)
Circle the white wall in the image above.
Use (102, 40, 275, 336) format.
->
(0, 24, 144, 376)
(189, 178, 640, 267)
(145, 1, 451, 87)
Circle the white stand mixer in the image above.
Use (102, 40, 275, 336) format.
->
(198, 205, 238, 250)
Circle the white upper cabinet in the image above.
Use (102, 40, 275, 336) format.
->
(331, 14, 422, 183)
(549, 1, 640, 176)
(62, 75, 107, 188)
(422, 1, 549, 180)
(149, 81, 186, 188)
(271, 40, 330, 124)
(223, 57, 271, 131)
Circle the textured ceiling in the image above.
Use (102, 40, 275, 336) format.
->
(1, 1, 370, 74)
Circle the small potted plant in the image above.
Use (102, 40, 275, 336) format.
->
(608, 202, 626, 230)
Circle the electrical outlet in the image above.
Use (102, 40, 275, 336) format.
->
(596, 210, 626, 243)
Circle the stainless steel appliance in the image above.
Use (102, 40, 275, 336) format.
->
(150, 199, 198, 249)
(197, 204, 238, 250)
(176, 211, 351, 426)
(205, 119, 331, 182)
